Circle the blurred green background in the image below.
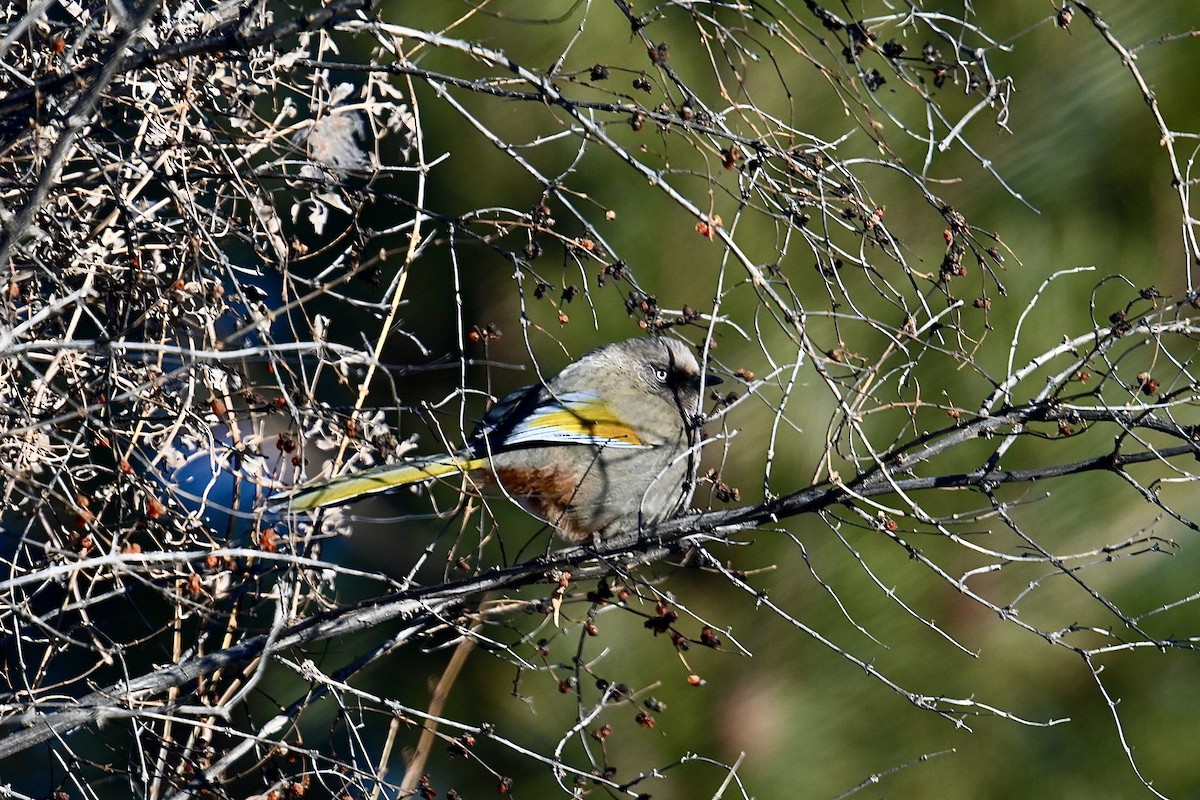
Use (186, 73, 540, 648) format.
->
(292, 2, 1200, 798)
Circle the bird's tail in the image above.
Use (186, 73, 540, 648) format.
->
(270, 454, 486, 512)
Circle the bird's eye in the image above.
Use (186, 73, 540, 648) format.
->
(653, 367, 669, 382)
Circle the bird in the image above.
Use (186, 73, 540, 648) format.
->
(272, 337, 721, 541)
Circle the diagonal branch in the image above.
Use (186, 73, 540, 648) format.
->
(3, 388, 1196, 761)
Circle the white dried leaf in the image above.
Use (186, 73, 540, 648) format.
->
(328, 82, 355, 105)
(249, 194, 288, 265)
(307, 198, 329, 235)
(315, 191, 352, 214)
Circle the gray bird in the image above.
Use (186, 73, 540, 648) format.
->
(273, 337, 720, 541)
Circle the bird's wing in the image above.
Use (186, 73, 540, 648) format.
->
(273, 388, 649, 513)
(474, 389, 651, 451)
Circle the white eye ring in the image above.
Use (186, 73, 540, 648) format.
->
(653, 367, 669, 382)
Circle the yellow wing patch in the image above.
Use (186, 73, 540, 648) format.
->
(526, 404, 642, 443)
(503, 395, 645, 448)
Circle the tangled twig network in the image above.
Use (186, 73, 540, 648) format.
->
(2, 1, 1200, 798)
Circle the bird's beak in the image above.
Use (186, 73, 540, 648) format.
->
(692, 373, 723, 390)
